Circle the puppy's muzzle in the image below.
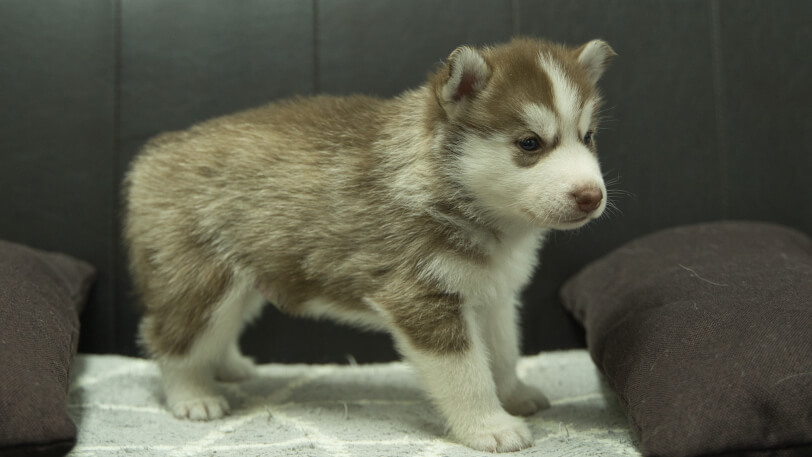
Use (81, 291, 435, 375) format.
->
(572, 187, 603, 213)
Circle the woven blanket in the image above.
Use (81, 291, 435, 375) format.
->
(67, 349, 641, 456)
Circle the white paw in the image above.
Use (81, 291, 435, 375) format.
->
(170, 396, 231, 421)
(454, 412, 533, 453)
(501, 382, 550, 417)
(215, 353, 257, 382)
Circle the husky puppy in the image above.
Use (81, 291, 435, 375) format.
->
(124, 37, 614, 452)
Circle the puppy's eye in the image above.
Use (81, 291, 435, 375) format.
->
(518, 137, 541, 152)
(583, 130, 594, 145)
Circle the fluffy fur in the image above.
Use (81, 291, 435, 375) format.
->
(123, 37, 615, 452)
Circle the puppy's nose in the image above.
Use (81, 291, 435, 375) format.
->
(572, 187, 603, 213)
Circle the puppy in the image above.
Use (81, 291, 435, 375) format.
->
(123, 37, 614, 452)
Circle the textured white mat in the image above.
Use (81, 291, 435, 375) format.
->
(67, 350, 641, 456)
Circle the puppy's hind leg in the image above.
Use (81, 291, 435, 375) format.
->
(146, 274, 259, 421)
(214, 287, 266, 383)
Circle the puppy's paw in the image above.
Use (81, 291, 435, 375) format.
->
(170, 396, 231, 421)
(215, 353, 257, 383)
(501, 382, 550, 417)
(454, 412, 533, 453)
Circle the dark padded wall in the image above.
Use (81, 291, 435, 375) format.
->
(1, 0, 809, 363)
(0, 1, 118, 352)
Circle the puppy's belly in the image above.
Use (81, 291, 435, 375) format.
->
(265, 290, 390, 332)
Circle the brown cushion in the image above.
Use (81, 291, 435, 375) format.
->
(561, 221, 812, 457)
(0, 240, 95, 457)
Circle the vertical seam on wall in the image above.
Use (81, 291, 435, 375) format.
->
(511, 0, 521, 36)
(709, 0, 729, 217)
(111, 0, 123, 351)
(313, 0, 320, 94)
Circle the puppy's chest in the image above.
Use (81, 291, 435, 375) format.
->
(424, 232, 544, 305)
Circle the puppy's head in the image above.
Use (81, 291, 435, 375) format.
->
(431, 38, 615, 230)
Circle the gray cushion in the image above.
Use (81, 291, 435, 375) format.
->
(0, 240, 95, 457)
(561, 221, 812, 457)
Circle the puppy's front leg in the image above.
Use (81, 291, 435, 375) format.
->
(382, 292, 533, 452)
(477, 299, 550, 416)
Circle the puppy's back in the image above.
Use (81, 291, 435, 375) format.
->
(126, 95, 391, 245)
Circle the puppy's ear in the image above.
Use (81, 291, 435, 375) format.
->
(436, 46, 491, 117)
(576, 40, 616, 84)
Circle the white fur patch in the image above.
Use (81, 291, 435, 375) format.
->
(455, 132, 605, 230)
(521, 104, 558, 141)
(418, 230, 542, 307)
(453, 133, 528, 222)
(300, 296, 389, 331)
(579, 97, 599, 137)
(538, 53, 580, 137)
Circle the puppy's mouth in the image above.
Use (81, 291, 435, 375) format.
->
(521, 208, 594, 229)
(564, 215, 589, 223)
(556, 215, 595, 230)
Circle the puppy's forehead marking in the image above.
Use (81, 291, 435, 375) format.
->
(538, 53, 581, 135)
(579, 97, 599, 136)
(521, 104, 557, 140)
